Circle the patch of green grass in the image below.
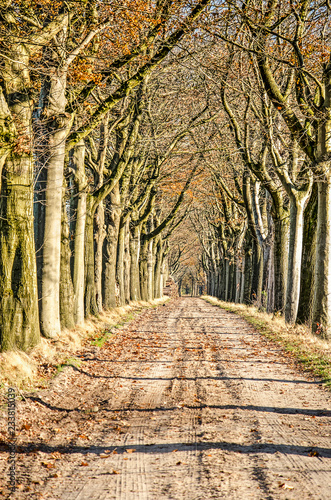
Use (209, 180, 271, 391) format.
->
(90, 330, 115, 348)
(90, 315, 135, 348)
(202, 296, 331, 390)
(90, 318, 131, 347)
(56, 356, 82, 374)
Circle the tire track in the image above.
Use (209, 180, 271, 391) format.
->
(3, 298, 331, 499)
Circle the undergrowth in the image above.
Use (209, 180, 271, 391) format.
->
(202, 296, 331, 390)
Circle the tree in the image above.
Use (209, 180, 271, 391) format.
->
(0, 2, 73, 350)
(215, 0, 331, 335)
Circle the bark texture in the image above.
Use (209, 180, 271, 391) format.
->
(0, 154, 40, 351)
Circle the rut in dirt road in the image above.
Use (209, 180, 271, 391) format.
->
(4, 298, 331, 500)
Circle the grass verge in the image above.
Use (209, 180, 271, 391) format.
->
(56, 356, 82, 374)
(202, 296, 331, 390)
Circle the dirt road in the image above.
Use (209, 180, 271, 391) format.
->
(1, 298, 331, 499)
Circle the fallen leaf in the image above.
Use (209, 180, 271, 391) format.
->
(280, 483, 294, 490)
(112, 470, 120, 474)
(41, 462, 55, 469)
(126, 449, 136, 453)
(80, 462, 88, 466)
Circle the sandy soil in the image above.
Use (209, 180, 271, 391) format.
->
(1, 297, 331, 499)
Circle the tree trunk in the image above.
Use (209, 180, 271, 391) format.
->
(0, 154, 40, 351)
(154, 238, 163, 299)
(225, 260, 230, 301)
(261, 242, 271, 310)
(267, 243, 274, 313)
(147, 239, 154, 301)
(94, 115, 109, 312)
(297, 184, 317, 324)
(34, 165, 46, 312)
(272, 213, 288, 313)
(70, 140, 87, 324)
(84, 197, 98, 317)
(40, 141, 65, 337)
(235, 259, 241, 303)
(94, 202, 106, 311)
(311, 65, 331, 337)
(60, 188, 75, 329)
(229, 262, 236, 302)
(0, 42, 40, 351)
(240, 255, 245, 303)
(116, 220, 126, 306)
(103, 187, 121, 309)
(38, 69, 71, 338)
(140, 237, 149, 301)
(243, 238, 253, 304)
(312, 176, 331, 338)
(217, 259, 224, 300)
(285, 198, 306, 324)
(123, 219, 131, 304)
(251, 241, 263, 306)
(129, 225, 141, 301)
(161, 253, 168, 296)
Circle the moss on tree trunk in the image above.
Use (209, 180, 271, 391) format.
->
(84, 200, 98, 317)
(0, 154, 40, 351)
(103, 188, 121, 309)
(60, 191, 75, 329)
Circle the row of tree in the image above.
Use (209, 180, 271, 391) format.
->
(196, 0, 331, 338)
(0, 0, 214, 351)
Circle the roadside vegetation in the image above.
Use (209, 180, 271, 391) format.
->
(0, 298, 167, 394)
(203, 296, 331, 390)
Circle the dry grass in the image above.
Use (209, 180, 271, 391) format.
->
(202, 296, 331, 390)
(0, 297, 168, 394)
